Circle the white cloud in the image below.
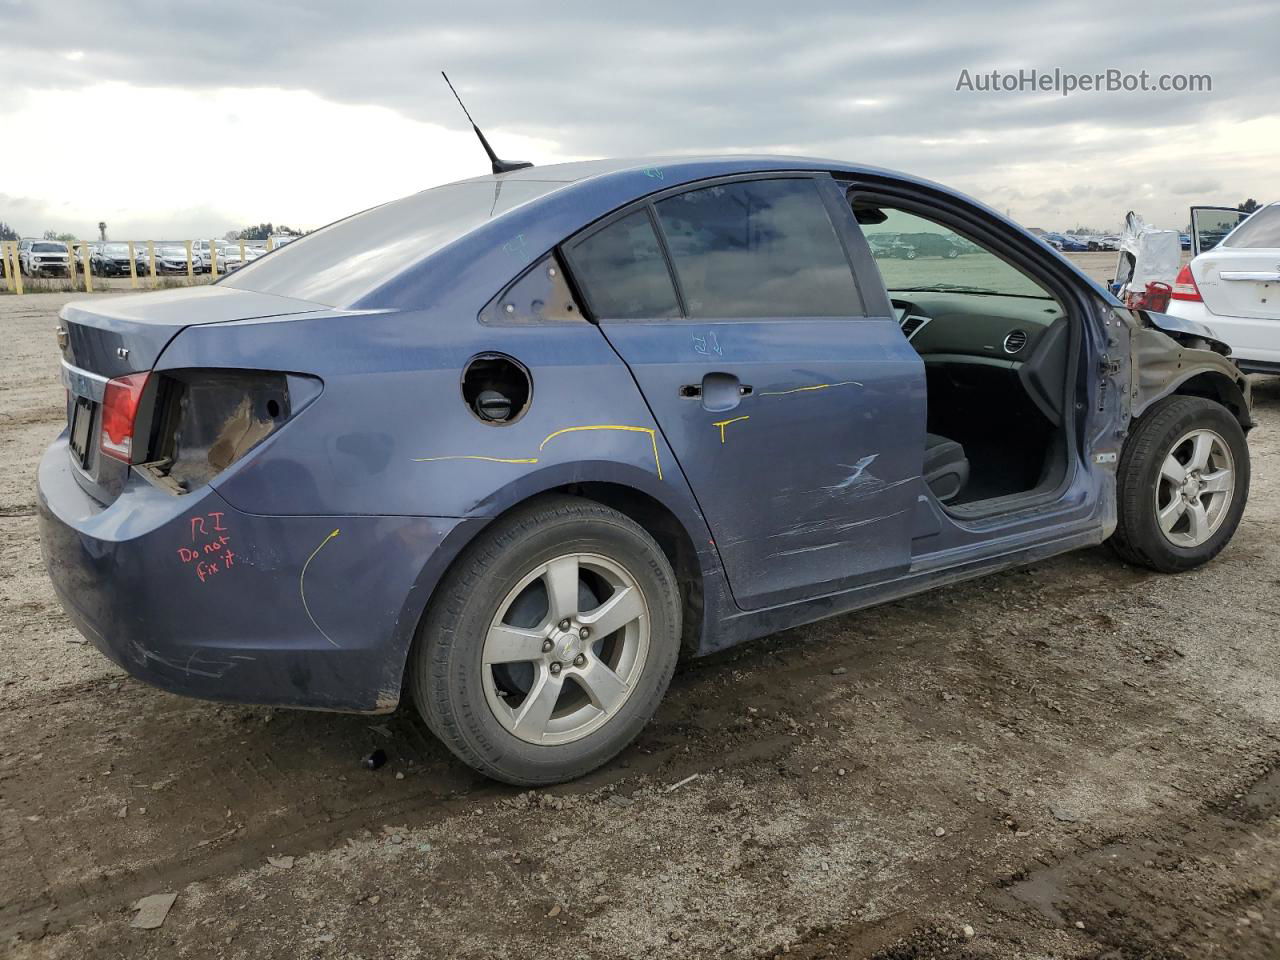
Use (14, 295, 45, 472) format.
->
(0, 83, 579, 240)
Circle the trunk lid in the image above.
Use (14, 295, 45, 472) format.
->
(60, 285, 325, 378)
(1192, 248, 1280, 322)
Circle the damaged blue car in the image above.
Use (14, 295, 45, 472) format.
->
(39, 156, 1252, 784)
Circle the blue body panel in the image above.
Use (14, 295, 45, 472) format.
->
(37, 154, 1133, 712)
(37, 437, 474, 711)
(601, 316, 926, 609)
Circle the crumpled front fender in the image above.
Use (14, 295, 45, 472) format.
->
(1129, 322, 1252, 429)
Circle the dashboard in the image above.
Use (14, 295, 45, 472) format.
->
(892, 292, 1064, 366)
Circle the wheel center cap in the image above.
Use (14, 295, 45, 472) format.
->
(554, 631, 579, 663)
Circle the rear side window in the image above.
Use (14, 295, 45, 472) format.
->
(570, 210, 680, 319)
(654, 178, 862, 318)
(1224, 205, 1280, 249)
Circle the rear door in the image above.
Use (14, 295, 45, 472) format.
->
(563, 174, 926, 610)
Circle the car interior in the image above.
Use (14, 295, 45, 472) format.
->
(851, 200, 1072, 509)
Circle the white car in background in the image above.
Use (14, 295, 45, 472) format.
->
(219, 245, 265, 272)
(18, 239, 71, 276)
(1169, 203, 1280, 374)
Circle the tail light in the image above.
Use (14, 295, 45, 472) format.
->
(100, 372, 150, 462)
(140, 371, 320, 493)
(1171, 264, 1202, 302)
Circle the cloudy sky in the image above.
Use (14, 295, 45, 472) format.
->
(1, 0, 1275, 240)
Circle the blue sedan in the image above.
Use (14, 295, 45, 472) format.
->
(39, 156, 1252, 784)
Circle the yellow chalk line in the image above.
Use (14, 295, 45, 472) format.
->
(758, 380, 863, 397)
(300, 528, 341, 648)
(410, 455, 539, 464)
(539, 425, 662, 480)
(711, 415, 750, 443)
(412, 425, 664, 480)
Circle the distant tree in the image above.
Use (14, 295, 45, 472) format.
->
(43, 230, 78, 243)
(1239, 199, 1260, 214)
(98, 221, 107, 241)
(0, 221, 18, 242)
(231, 223, 274, 242)
(226, 223, 305, 242)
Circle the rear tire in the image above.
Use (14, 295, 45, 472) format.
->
(1109, 396, 1249, 572)
(410, 495, 681, 785)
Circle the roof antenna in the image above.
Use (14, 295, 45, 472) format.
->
(441, 72, 533, 175)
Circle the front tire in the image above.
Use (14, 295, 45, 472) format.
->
(411, 495, 681, 785)
(1109, 396, 1249, 572)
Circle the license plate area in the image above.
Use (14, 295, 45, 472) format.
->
(69, 396, 96, 468)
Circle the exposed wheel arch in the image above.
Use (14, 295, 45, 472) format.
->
(392, 482, 710, 711)
(1170, 371, 1252, 431)
(549, 482, 705, 659)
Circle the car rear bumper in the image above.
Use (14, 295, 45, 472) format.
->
(1167, 299, 1280, 366)
(37, 435, 466, 713)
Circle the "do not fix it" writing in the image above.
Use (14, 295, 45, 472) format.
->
(177, 511, 237, 583)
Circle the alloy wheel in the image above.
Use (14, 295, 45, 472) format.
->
(481, 552, 650, 746)
(1155, 428, 1235, 548)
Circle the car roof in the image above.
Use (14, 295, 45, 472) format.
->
(452, 154, 909, 188)
(222, 154, 1119, 310)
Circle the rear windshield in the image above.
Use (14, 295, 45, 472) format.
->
(1223, 205, 1280, 249)
(221, 179, 566, 307)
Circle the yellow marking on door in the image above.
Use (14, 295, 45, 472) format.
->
(758, 380, 863, 397)
(411, 455, 539, 464)
(711, 415, 750, 443)
(300, 528, 341, 648)
(539, 425, 663, 480)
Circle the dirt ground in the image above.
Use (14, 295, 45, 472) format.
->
(3, 257, 1278, 959)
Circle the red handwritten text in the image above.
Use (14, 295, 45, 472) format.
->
(178, 512, 236, 583)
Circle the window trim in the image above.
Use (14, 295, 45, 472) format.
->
(561, 171, 869, 324)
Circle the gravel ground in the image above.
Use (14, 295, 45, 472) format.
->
(3, 259, 1278, 959)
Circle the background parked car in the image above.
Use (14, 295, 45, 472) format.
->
(17, 239, 71, 276)
(1045, 232, 1088, 252)
(866, 233, 918, 259)
(1169, 201, 1280, 374)
(90, 243, 139, 277)
(189, 240, 229, 274)
(143, 244, 194, 274)
(895, 232, 963, 258)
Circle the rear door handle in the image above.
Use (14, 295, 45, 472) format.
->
(681, 372, 751, 412)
